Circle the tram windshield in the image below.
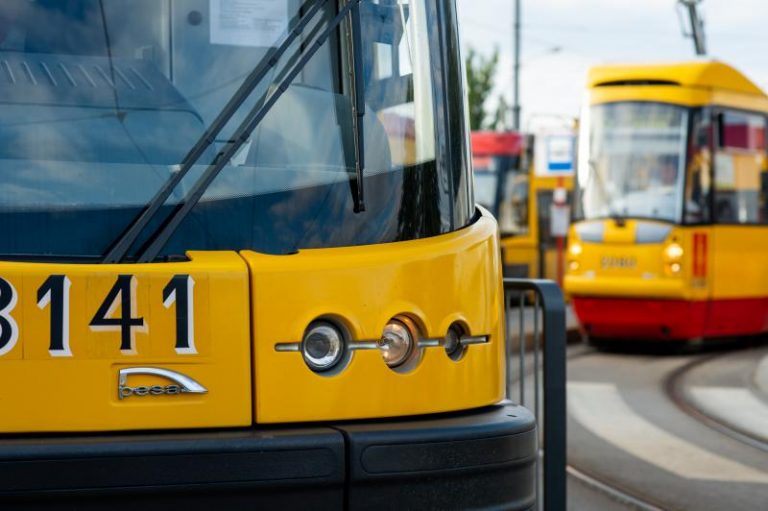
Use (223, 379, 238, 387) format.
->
(0, 0, 470, 260)
(577, 102, 688, 223)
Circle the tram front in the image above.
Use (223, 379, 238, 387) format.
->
(0, 1, 538, 509)
(566, 62, 768, 341)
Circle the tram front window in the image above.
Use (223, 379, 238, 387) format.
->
(0, 0, 465, 260)
(578, 102, 688, 223)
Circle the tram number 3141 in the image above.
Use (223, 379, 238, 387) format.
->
(0, 274, 196, 357)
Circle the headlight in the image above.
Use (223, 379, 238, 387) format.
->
(444, 323, 466, 361)
(378, 317, 415, 368)
(301, 321, 345, 372)
(663, 242, 683, 275)
(568, 242, 583, 257)
(664, 243, 684, 261)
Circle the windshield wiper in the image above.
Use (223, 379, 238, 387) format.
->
(131, 0, 366, 264)
(103, 0, 332, 263)
(350, 2, 366, 213)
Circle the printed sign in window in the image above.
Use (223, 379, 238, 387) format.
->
(534, 132, 576, 177)
(546, 135, 575, 173)
(210, 0, 288, 47)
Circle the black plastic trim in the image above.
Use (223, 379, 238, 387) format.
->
(0, 405, 537, 510)
(340, 404, 537, 511)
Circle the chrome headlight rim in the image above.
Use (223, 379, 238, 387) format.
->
(301, 319, 348, 373)
(378, 315, 421, 371)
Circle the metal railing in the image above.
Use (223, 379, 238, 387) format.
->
(504, 278, 566, 511)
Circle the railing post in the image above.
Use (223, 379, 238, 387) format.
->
(503, 278, 566, 511)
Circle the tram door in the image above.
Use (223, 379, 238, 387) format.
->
(707, 109, 768, 336)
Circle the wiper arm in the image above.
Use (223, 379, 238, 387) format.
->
(350, 2, 366, 212)
(134, 0, 364, 264)
(103, 0, 330, 263)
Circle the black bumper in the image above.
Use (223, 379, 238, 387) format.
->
(0, 404, 537, 510)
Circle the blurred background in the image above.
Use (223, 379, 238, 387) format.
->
(457, 0, 768, 133)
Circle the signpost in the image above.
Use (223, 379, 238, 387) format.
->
(535, 131, 576, 285)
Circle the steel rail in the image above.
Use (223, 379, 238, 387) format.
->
(567, 464, 669, 511)
(664, 350, 768, 454)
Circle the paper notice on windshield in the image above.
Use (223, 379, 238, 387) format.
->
(714, 153, 735, 188)
(210, 0, 288, 47)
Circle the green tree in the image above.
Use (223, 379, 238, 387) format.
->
(465, 46, 509, 131)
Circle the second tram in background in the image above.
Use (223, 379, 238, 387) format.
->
(472, 131, 574, 282)
(566, 61, 768, 342)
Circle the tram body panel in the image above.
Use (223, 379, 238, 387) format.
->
(0, 252, 254, 433)
(707, 225, 768, 335)
(245, 212, 506, 423)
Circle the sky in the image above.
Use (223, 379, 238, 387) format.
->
(456, 0, 768, 131)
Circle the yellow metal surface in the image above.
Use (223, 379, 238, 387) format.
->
(0, 252, 252, 433)
(502, 236, 539, 277)
(588, 62, 768, 113)
(709, 226, 768, 299)
(243, 212, 505, 423)
(588, 61, 766, 97)
(564, 221, 710, 301)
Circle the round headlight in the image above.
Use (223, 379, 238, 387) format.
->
(664, 243, 684, 261)
(378, 318, 415, 368)
(444, 324, 465, 361)
(302, 321, 345, 372)
(569, 242, 583, 257)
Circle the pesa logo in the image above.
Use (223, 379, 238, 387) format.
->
(118, 367, 208, 400)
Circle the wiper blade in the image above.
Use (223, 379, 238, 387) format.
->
(350, 1, 366, 212)
(102, 0, 330, 264)
(134, 0, 364, 264)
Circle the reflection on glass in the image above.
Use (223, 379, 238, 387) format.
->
(713, 110, 767, 224)
(578, 102, 687, 223)
(0, 0, 469, 258)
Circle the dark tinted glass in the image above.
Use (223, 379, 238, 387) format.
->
(0, 0, 471, 260)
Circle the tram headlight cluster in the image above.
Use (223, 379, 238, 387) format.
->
(568, 242, 582, 271)
(278, 316, 489, 373)
(663, 242, 684, 275)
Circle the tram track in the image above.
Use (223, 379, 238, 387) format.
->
(565, 347, 673, 511)
(663, 350, 768, 454)
(567, 464, 670, 511)
(512, 345, 671, 510)
(567, 344, 768, 510)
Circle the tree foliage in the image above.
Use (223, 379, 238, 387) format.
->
(465, 46, 508, 131)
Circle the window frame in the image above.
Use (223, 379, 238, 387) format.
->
(710, 105, 768, 227)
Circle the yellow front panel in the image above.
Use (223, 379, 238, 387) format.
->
(564, 221, 710, 300)
(244, 214, 505, 423)
(0, 252, 251, 433)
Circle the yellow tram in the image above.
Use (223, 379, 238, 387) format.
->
(566, 61, 768, 341)
(0, 1, 543, 509)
